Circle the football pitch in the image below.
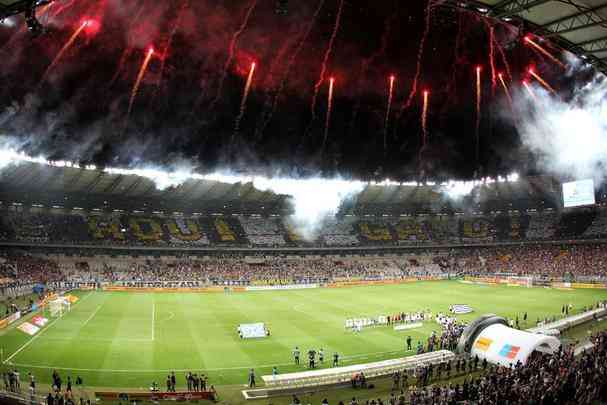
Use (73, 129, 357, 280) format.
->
(1, 281, 606, 390)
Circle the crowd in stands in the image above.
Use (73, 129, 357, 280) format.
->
(407, 330, 607, 404)
(1, 240, 606, 293)
(455, 244, 607, 278)
(2, 207, 607, 248)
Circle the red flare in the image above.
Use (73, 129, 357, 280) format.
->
(528, 68, 556, 94)
(522, 80, 537, 100)
(498, 73, 513, 107)
(383, 75, 396, 150)
(422, 90, 429, 146)
(127, 46, 156, 117)
(39, 20, 90, 84)
(232, 61, 257, 142)
(322, 77, 335, 152)
(524, 36, 566, 70)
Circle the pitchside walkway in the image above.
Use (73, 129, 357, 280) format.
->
(526, 307, 607, 334)
(242, 350, 455, 399)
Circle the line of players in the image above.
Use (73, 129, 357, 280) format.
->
(292, 347, 340, 368)
(291, 335, 420, 371)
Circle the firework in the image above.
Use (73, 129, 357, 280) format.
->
(322, 77, 335, 152)
(528, 68, 556, 94)
(233, 62, 257, 143)
(384, 75, 396, 150)
(422, 90, 429, 146)
(256, 0, 326, 141)
(127, 47, 155, 118)
(351, 10, 396, 137)
(487, 23, 497, 91)
(496, 41, 513, 81)
(498, 73, 513, 107)
(475, 66, 482, 163)
(109, 3, 146, 87)
(524, 36, 566, 69)
(157, 0, 189, 89)
(522, 80, 537, 100)
(399, 0, 431, 115)
(51, 0, 76, 18)
(210, 0, 259, 111)
(310, 0, 344, 120)
(39, 20, 89, 85)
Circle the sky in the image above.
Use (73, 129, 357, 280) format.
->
(0, 0, 598, 183)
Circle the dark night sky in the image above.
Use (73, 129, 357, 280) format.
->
(0, 0, 585, 181)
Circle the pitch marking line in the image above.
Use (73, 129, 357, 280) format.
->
(151, 302, 155, 341)
(7, 350, 404, 373)
(82, 305, 102, 328)
(3, 291, 94, 364)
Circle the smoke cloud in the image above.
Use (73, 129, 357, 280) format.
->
(514, 74, 607, 184)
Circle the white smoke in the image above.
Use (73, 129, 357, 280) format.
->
(0, 141, 363, 240)
(198, 173, 364, 239)
(515, 74, 607, 183)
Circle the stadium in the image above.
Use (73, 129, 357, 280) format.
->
(1, 0, 607, 404)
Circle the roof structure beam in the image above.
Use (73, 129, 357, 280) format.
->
(543, 3, 607, 37)
(582, 38, 607, 52)
(491, 0, 553, 19)
(577, 34, 607, 46)
(102, 175, 124, 194)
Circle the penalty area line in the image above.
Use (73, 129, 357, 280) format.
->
(3, 291, 94, 365)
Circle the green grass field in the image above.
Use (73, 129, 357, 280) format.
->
(1, 281, 606, 391)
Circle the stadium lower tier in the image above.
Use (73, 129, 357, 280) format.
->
(0, 282, 605, 391)
(1, 207, 607, 248)
(1, 242, 607, 291)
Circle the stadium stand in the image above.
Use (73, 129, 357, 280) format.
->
(1, 207, 606, 248)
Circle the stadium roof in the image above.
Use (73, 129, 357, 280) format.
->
(471, 0, 607, 75)
(0, 162, 290, 214)
(0, 161, 562, 215)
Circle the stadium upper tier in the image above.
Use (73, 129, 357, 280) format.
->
(1, 207, 606, 248)
(3, 161, 607, 215)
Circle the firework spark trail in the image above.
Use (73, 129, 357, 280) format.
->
(39, 21, 89, 85)
(52, 0, 76, 18)
(421, 90, 429, 146)
(487, 22, 497, 92)
(256, 0, 326, 141)
(529, 69, 556, 94)
(127, 47, 155, 118)
(524, 37, 566, 69)
(210, 0, 259, 112)
(310, 0, 345, 122)
(109, 3, 146, 87)
(475, 66, 482, 163)
(384, 75, 395, 151)
(498, 73, 513, 107)
(397, 0, 432, 121)
(321, 77, 335, 153)
(232, 62, 257, 144)
(254, 36, 298, 140)
(350, 10, 396, 138)
(447, 12, 464, 103)
(157, 0, 188, 89)
(522, 80, 537, 100)
(496, 40, 512, 81)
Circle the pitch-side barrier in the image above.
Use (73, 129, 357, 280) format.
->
(242, 350, 454, 399)
(526, 307, 607, 334)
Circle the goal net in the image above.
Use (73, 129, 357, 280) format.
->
(49, 297, 71, 317)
